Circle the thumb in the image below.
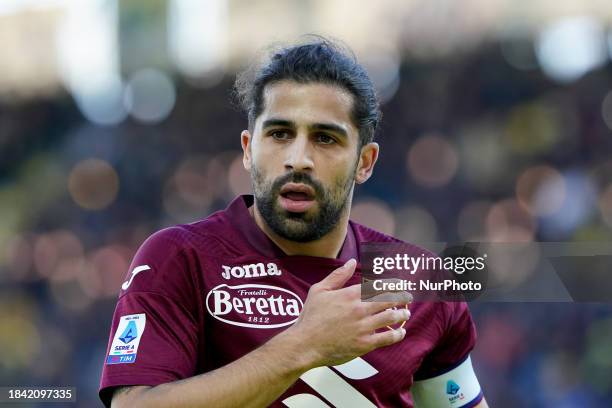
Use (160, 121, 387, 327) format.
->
(319, 258, 357, 290)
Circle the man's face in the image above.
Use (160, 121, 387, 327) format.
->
(242, 80, 365, 242)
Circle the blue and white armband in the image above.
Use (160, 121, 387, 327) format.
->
(412, 355, 483, 408)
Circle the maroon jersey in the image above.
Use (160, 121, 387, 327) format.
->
(99, 195, 477, 407)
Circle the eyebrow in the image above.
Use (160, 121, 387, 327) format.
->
(261, 118, 348, 138)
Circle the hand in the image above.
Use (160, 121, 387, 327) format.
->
(287, 258, 411, 369)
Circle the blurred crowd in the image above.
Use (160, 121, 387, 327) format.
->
(1, 34, 612, 407)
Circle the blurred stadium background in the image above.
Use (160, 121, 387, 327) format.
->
(1, 0, 612, 406)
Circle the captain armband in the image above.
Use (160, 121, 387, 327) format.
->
(412, 355, 483, 408)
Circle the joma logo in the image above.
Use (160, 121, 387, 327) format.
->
(221, 262, 282, 280)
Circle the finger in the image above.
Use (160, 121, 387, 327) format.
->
(336, 283, 362, 298)
(318, 258, 357, 290)
(361, 278, 405, 300)
(364, 290, 413, 303)
(363, 308, 411, 332)
(361, 297, 412, 315)
(368, 328, 406, 349)
(339, 284, 413, 303)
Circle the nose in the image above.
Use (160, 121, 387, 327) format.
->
(284, 132, 314, 172)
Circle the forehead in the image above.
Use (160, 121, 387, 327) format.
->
(258, 80, 357, 132)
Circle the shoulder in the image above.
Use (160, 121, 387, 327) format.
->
(350, 220, 403, 244)
(136, 225, 194, 255)
(350, 220, 436, 258)
(140, 208, 246, 260)
(120, 211, 239, 297)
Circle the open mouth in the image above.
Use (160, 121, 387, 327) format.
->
(279, 183, 316, 213)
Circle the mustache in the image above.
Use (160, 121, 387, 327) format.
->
(271, 172, 324, 197)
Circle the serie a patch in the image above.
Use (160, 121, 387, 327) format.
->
(106, 313, 146, 365)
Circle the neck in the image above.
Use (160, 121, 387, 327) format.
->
(250, 201, 351, 258)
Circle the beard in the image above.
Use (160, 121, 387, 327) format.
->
(251, 166, 355, 243)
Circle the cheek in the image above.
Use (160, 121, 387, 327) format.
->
(253, 142, 284, 169)
(252, 157, 277, 182)
(324, 161, 356, 190)
(250, 143, 268, 169)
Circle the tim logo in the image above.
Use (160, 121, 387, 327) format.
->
(283, 358, 379, 407)
(221, 262, 282, 280)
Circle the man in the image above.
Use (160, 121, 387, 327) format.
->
(100, 38, 488, 407)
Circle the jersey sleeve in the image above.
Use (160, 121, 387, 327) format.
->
(99, 227, 201, 407)
(413, 301, 477, 381)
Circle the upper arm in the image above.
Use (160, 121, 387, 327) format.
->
(412, 355, 483, 408)
(414, 302, 477, 380)
(110, 386, 151, 408)
(99, 228, 201, 407)
(412, 302, 482, 407)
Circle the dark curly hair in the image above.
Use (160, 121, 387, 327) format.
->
(233, 36, 381, 147)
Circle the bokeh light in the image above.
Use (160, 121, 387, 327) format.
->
(0, 293, 41, 372)
(360, 47, 401, 104)
(504, 101, 562, 155)
(407, 133, 458, 188)
(124, 68, 176, 124)
(351, 198, 395, 236)
(0, 314, 41, 371)
(56, 0, 126, 125)
(163, 159, 211, 223)
(481, 220, 541, 297)
(458, 122, 511, 192)
(474, 313, 525, 369)
(87, 245, 130, 298)
(539, 171, 597, 238)
(168, 0, 228, 82)
(486, 198, 536, 242)
(457, 201, 492, 242)
(394, 205, 438, 243)
(484, 241, 541, 291)
(516, 165, 565, 217)
(499, 29, 538, 71)
(601, 90, 612, 131)
(173, 156, 214, 208)
(535, 16, 607, 83)
(2, 234, 33, 282)
(68, 158, 119, 210)
(33, 230, 84, 281)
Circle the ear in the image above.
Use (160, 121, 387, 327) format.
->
(355, 142, 379, 184)
(241, 130, 252, 171)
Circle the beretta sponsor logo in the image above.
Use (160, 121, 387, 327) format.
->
(221, 262, 282, 280)
(205, 284, 303, 329)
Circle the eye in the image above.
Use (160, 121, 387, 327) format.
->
(316, 133, 336, 145)
(270, 130, 291, 140)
